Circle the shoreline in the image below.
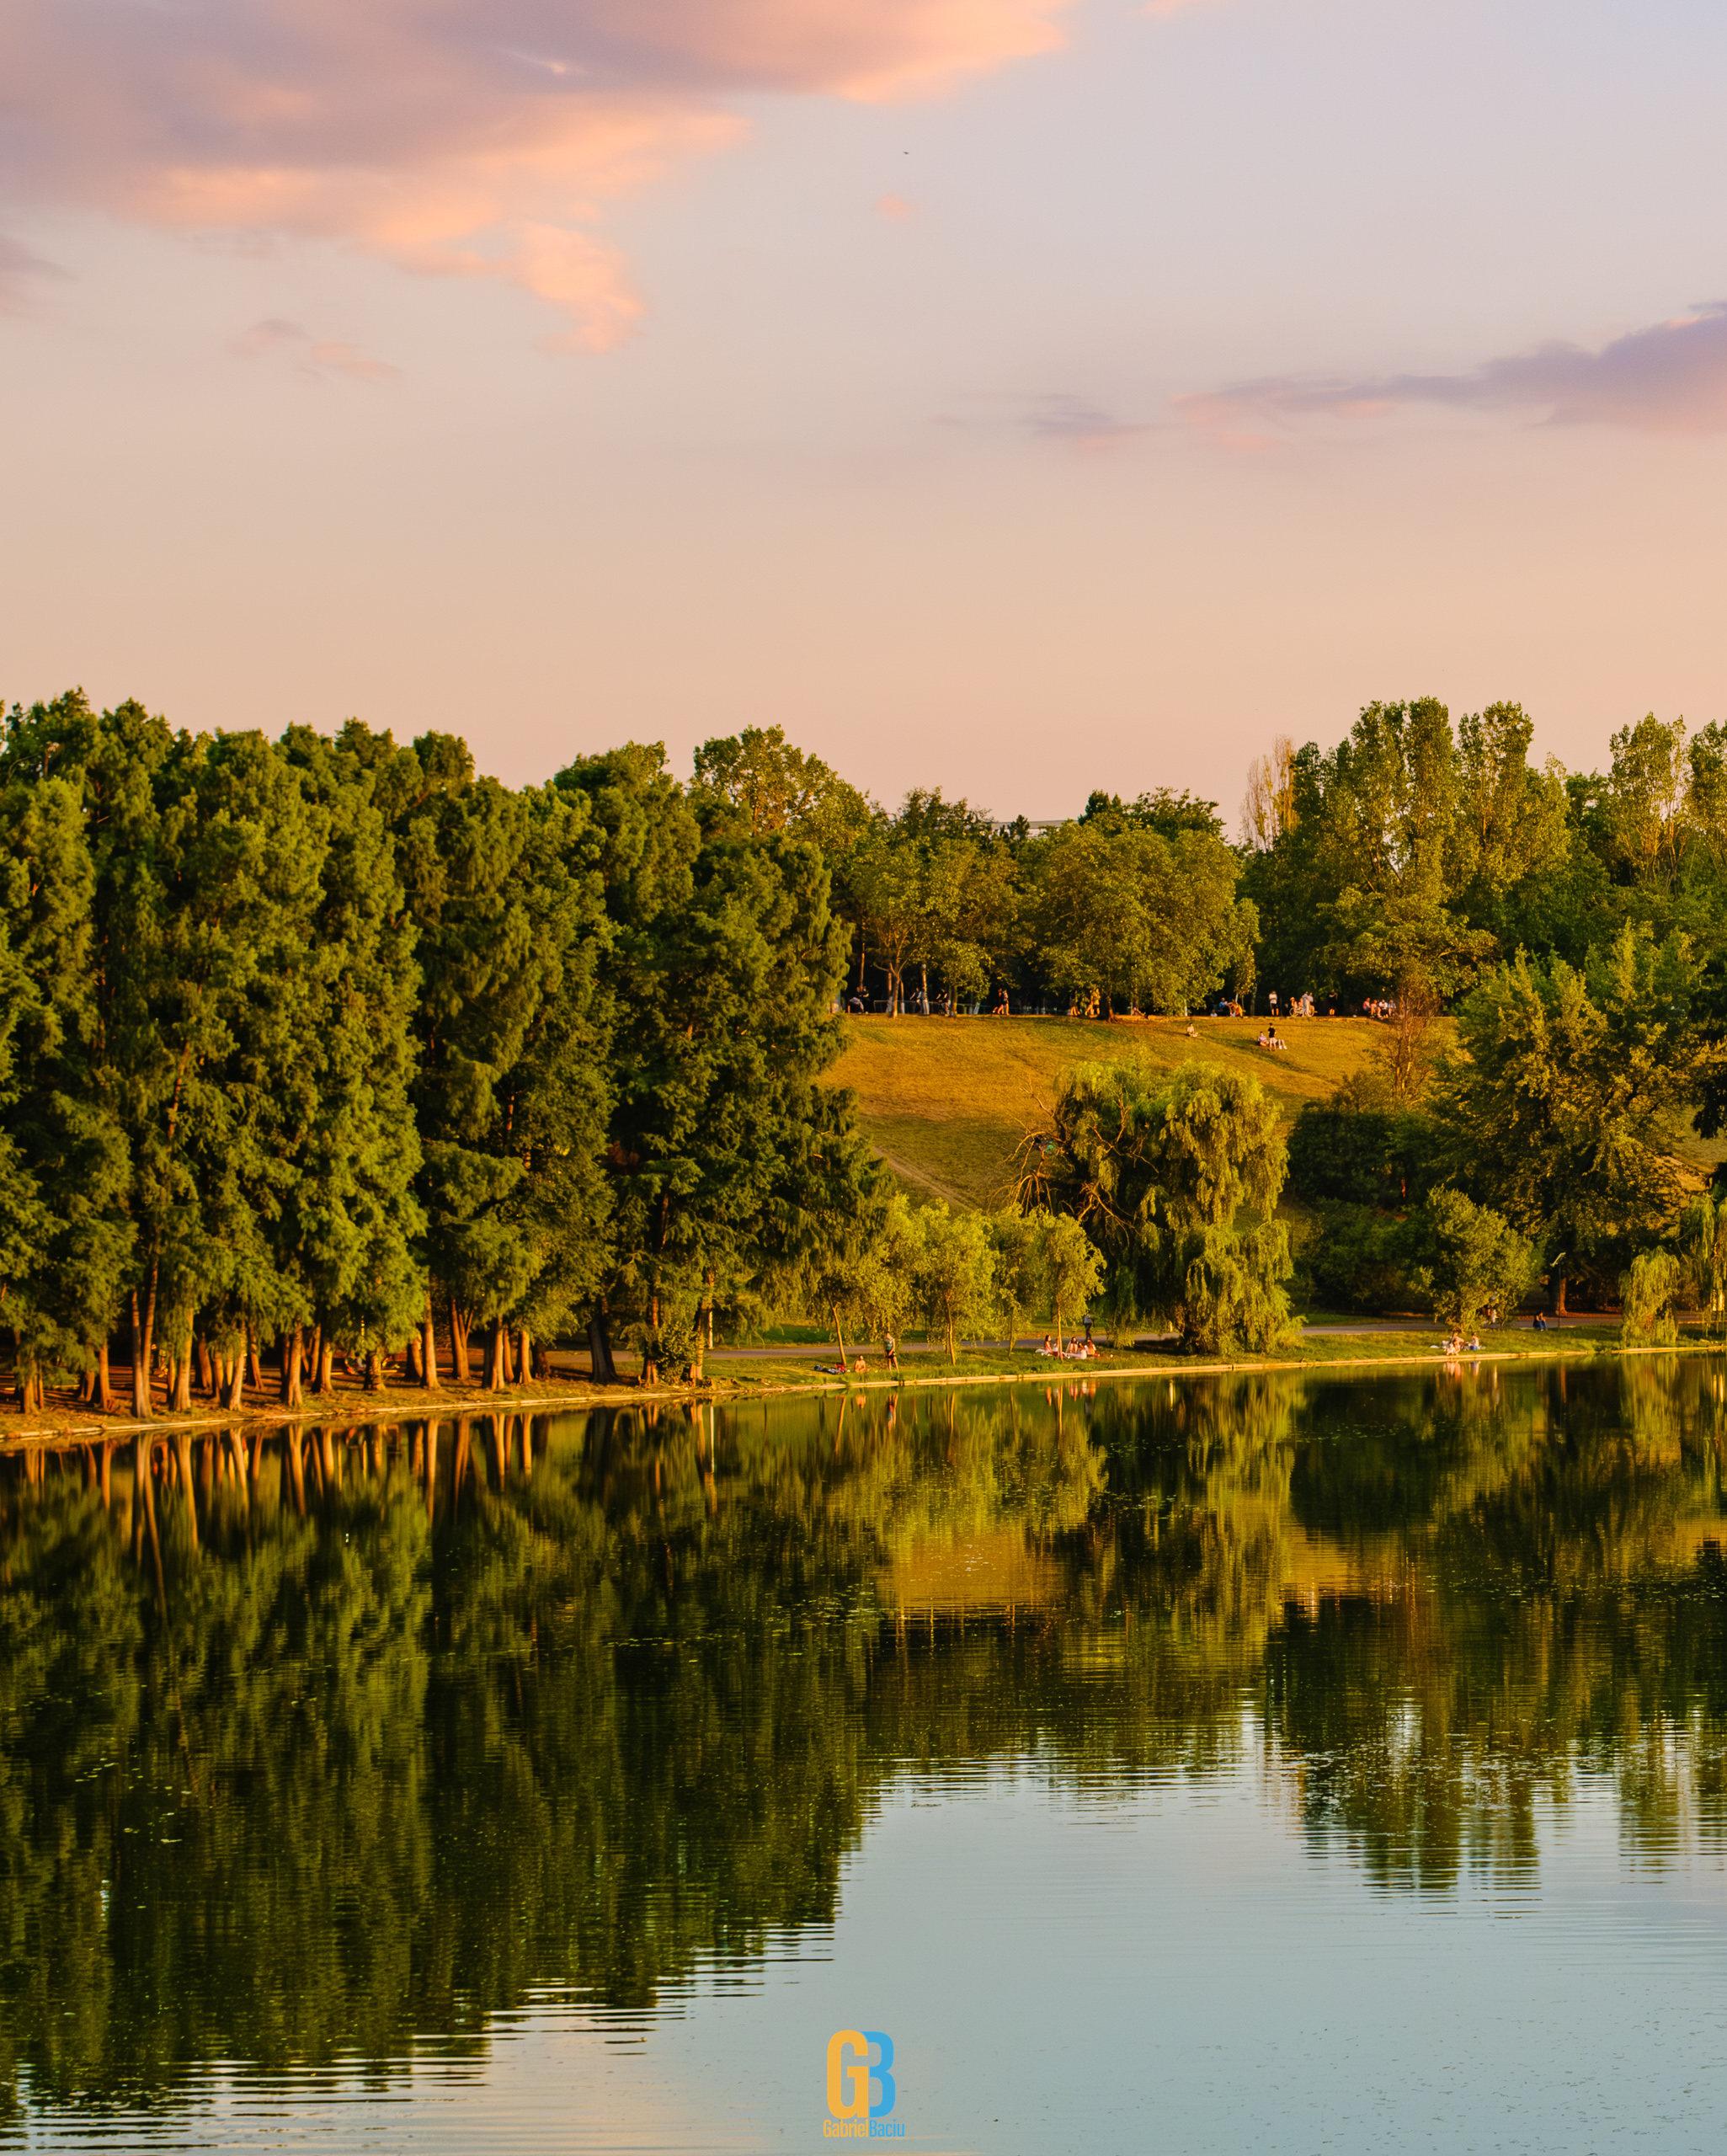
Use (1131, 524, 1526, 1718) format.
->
(0, 1328, 1717, 1450)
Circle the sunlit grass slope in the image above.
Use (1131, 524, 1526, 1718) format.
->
(829, 1014, 1400, 1210)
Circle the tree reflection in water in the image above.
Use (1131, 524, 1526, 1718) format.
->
(0, 1359, 1724, 2111)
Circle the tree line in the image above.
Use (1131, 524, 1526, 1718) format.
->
(0, 694, 882, 1412)
(7, 686, 1725, 1395)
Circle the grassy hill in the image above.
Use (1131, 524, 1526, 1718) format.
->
(829, 1013, 1397, 1210)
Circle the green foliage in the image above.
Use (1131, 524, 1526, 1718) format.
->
(1678, 1188, 1727, 1335)
(1024, 819, 1255, 1015)
(1432, 923, 1720, 1301)
(915, 1206, 997, 1364)
(0, 698, 887, 1402)
(1620, 1247, 1683, 1346)
(1020, 1059, 1293, 1353)
(1286, 1099, 1439, 1209)
(1401, 1188, 1536, 1330)
(1031, 1209, 1105, 1348)
(1297, 1201, 1410, 1315)
(691, 723, 871, 861)
(845, 793, 1018, 1013)
(986, 1210, 1042, 1348)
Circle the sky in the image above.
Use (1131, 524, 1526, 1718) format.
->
(4, 0, 1727, 825)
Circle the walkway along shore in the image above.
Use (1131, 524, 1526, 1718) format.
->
(0, 1329, 1716, 1450)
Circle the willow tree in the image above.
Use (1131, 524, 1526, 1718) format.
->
(1017, 1059, 1293, 1353)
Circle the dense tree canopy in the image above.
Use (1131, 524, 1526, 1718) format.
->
(0, 697, 876, 1406)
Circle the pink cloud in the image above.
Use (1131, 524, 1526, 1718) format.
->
(232, 317, 403, 383)
(1179, 303, 1727, 444)
(0, 2, 1074, 350)
(876, 193, 915, 220)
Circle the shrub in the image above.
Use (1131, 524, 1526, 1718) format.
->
(1402, 1189, 1536, 1330)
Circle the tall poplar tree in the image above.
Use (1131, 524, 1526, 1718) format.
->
(379, 733, 613, 1390)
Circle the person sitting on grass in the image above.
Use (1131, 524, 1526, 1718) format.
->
(1466, 1332, 1481, 1352)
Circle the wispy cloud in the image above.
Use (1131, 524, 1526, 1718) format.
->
(1022, 394, 1151, 451)
(876, 192, 914, 221)
(0, 2, 1074, 350)
(1180, 303, 1727, 445)
(0, 231, 68, 311)
(231, 318, 402, 385)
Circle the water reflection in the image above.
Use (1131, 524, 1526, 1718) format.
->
(2, 1361, 1725, 2127)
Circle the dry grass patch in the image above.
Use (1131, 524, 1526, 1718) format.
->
(829, 1014, 1423, 1210)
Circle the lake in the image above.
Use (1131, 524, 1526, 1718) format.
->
(3, 1361, 1725, 2153)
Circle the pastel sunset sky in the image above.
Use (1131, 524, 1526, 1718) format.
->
(5, 0, 1725, 819)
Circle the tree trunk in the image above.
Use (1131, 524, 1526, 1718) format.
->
(484, 1318, 505, 1393)
(222, 1354, 246, 1411)
(587, 1307, 617, 1385)
(95, 1340, 113, 1415)
(130, 1289, 152, 1421)
(317, 1334, 337, 1395)
(517, 1327, 532, 1385)
(173, 1433, 199, 1549)
(195, 1333, 215, 1396)
(406, 1333, 423, 1384)
(247, 1323, 262, 1393)
(280, 1326, 303, 1408)
(139, 1439, 166, 1606)
(1553, 1275, 1569, 1316)
(365, 1347, 383, 1393)
(171, 1343, 192, 1413)
(449, 1296, 470, 1387)
(420, 1297, 440, 1390)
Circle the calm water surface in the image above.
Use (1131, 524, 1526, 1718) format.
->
(4, 1364, 1726, 2153)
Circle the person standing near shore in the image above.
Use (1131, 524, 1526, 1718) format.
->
(883, 1332, 900, 1370)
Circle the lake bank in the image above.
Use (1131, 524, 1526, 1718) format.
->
(0, 1317, 1715, 1448)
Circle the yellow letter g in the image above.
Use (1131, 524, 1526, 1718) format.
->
(827, 2030, 869, 2121)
